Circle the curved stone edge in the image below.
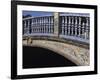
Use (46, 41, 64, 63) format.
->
(23, 39, 89, 66)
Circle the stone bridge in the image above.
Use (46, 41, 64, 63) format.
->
(23, 12, 90, 66)
(23, 36, 89, 66)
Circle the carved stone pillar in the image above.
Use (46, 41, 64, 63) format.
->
(53, 12, 59, 37)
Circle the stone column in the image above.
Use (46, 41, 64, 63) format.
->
(53, 12, 59, 37)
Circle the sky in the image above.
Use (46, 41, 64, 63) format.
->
(23, 11, 90, 18)
(23, 11, 53, 17)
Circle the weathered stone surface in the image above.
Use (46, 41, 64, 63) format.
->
(54, 12, 59, 37)
(23, 39, 89, 66)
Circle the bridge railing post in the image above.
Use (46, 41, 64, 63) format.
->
(53, 12, 59, 37)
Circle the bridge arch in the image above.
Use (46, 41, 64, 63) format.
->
(23, 39, 89, 66)
(23, 46, 77, 68)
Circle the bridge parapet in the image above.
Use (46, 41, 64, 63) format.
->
(22, 12, 90, 66)
(23, 12, 90, 44)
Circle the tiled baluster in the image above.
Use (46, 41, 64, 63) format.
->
(71, 17, 74, 36)
(34, 18, 36, 33)
(51, 17, 53, 33)
(86, 17, 89, 39)
(43, 17, 45, 33)
(30, 19, 32, 34)
(48, 17, 50, 33)
(39, 18, 40, 33)
(44, 17, 45, 33)
(33, 19, 35, 33)
(31, 19, 33, 33)
(45, 17, 48, 33)
(32, 19, 33, 33)
(63, 16, 65, 35)
(35, 19, 37, 33)
(39, 18, 41, 33)
(35, 18, 37, 33)
(27, 20, 30, 34)
(75, 17, 78, 36)
(47, 17, 49, 33)
(62, 16, 64, 35)
(41, 17, 43, 33)
(34, 18, 35, 33)
(37, 18, 40, 33)
(24, 20, 27, 34)
(37, 18, 38, 33)
(65, 16, 67, 35)
(36, 18, 37, 33)
(42, 17, 44, 33)
(33, 18, 34, 33)
(50, 16, 52, 33)
(38, 18, 40, 33)
(61, 16, 63, 35)
(50, 17, 52, 33)
(49, 17, 50, 33)
(88, 17, 90, 39)
(45, 17, 46, 33)
(52, 17, 54, 33)
(32, 19, 34, 33)
(36, 18, 38, 33)
(26, 20, 28, 34)
(44, 17, 46, 33)
(40, 18, 41, 33)
(45, 17, 47, 33)
(82, 22, 85, 39)
(68, 16, 71, 35)
(23, 21, 24, 34)
(53, 16, 54, 33)
(78, 17, 81, 37)
(38, 17, 41, 33)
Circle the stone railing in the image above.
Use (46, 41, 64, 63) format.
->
(23, 13, 90, 44)
(23, 16, 54, 36)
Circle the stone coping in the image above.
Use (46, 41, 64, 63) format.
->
(23, 35, 89, 49)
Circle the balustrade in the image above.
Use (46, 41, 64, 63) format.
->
(23, 13, 90, 43)
(23, 16, 54, 36)
(60, 15, 90, 41)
